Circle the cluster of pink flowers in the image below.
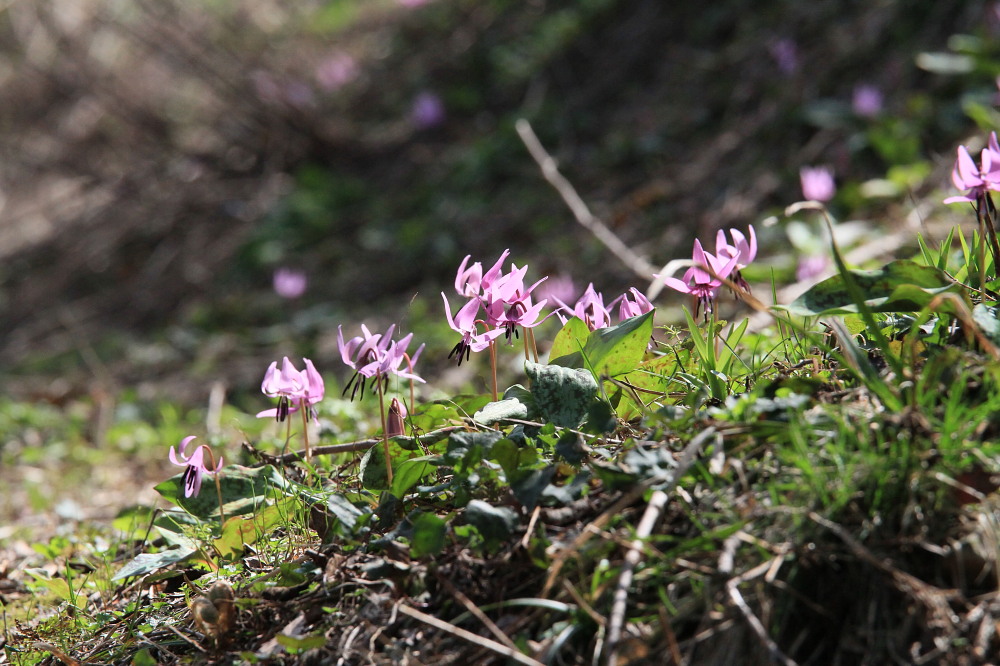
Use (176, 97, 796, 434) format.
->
(551, 284, 653, 332)
(442, 249, 549, 364)
(338, 324, 425, 399)
(943, 131, 1000, 212)
(657, 225, 757, 318)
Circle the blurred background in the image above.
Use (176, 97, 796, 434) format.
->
(0, 0, 996, 408)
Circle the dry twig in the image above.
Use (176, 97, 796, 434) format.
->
(601, 488, 669, 666)
(516, 118, 656, 280)
(397, 603, 545, 666)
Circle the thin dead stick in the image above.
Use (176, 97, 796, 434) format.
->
(516, 118, 656, 280)
(542, 427, 716, 596)
(397, 604, 545, 666)
(726, 557, 798, 666)
(602, 489, 669, 666)
(436, 575, 521, 653)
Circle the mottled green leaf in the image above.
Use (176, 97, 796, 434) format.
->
(155, 465, 288, 521)
(525, 361, 599, 428)
(787, 260, 961, 316)
(111, 545, 199, 581)
(973, 303, 1000, 344)
(473, 397, 529, 426)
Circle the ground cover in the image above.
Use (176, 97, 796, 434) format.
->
(5, 1, 1000, 664)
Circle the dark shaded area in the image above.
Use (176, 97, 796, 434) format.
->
(0, 0, 989, 392)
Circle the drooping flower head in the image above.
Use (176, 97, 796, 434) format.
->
(658, 239, 739, 318)
(454, 249, 510, 299)
(617, 288, 654, 321)
(715, 225, 757, 292)
(442, 293, 504, 365)
(257, 357, 325, 421)
(339, 323, 425, 396)
(554, 283, 614, 331)
(386, 397, 408, 438)
(482, 262, 550, 342)
(943, 133, 1000, 213)
(169, 436, 223, 498)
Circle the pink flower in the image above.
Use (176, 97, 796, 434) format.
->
(257, 357, 325, 421)
(273, 268, 307, 299)
(715, 225, 757, 292)
(769, 38, 798, 76)
(411, 91, 445, 129)
(533, 273, 577, 306)
(796, 254, 829, 281)
(852, 84, 883, 118)
(554, 283, 614, 331)
(442, 294, 504, 365)
(455, 249, 509, 299)
(617, 288, 654, 321)
(169, 436, 223, 498)
(658, 239, 739, 318)
(339, 324, 424, 396)
(943, 133, 1000, 206)
(315, 52, 359, 92)
(800, 166, 836, 202)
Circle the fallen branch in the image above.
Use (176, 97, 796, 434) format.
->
(516, 118, 656, 280)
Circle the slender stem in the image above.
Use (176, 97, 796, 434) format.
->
(489, 340, 498, 401)
(201, 448, 226, 531)
(979, 217, 987, 290)
(283, 412, 293, 458)
(299, 399, 312, 463)
(377, 377, 394, 486)
(528, 327, 539, 363)
(522, 327, 530, 361)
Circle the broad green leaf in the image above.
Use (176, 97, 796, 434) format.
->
(548, 317, 591, 361)
(409, 511, 447, 558)
(525, 361, 598, 428)
(360, 444, 389, 490)
(214, 499, 296, 558)
(390, 456, 436, 499)
(111, 545, 199, 581)
(154, 465, 288, 520)
(551, 311, 654, 378)
(464, 500, 518, 552)
(787, 260, 962, 316)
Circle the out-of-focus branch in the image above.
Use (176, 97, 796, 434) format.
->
(516, 119, 656, 281)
